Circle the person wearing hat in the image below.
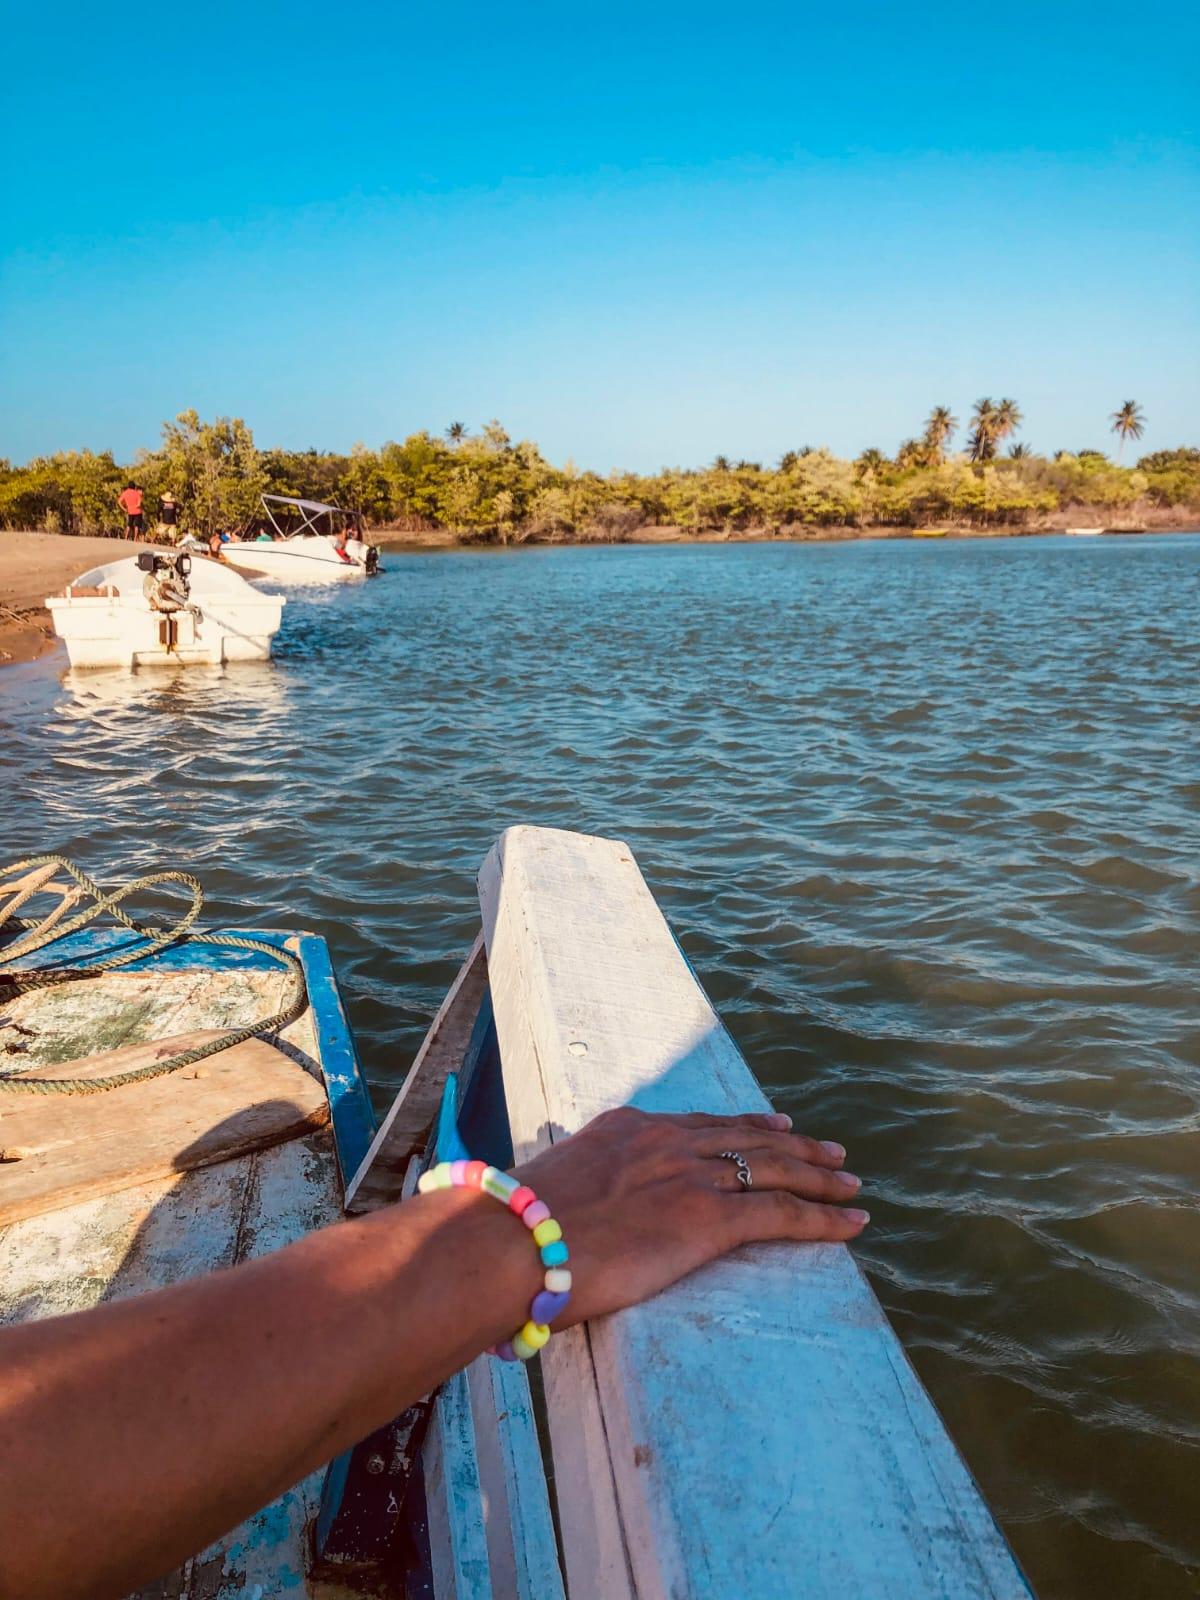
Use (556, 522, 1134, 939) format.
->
(157, 491, 181, 544)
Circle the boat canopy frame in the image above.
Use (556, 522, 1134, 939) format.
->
(260, 494, 358, 539)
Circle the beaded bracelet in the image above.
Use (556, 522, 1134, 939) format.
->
(416, 1159, 572, 1362)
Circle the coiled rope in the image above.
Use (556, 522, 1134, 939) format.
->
(0, 856, 308, 1095)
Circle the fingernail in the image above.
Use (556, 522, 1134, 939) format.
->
(834, 1170, 861, 1190)
(767, 1112, 793, 1130)
(820, 1141, 845, 1161)
(846, 1209, 870, 1226)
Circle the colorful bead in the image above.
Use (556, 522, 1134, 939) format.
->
(517, 1320, 550, 1351)
(492, 1341, 516, 1362)
(511, 1330, 538, 1360)
(532, 1218, 562, 1248)
(540, 1240, 569, 1267)
(450, 1160, 469, 1185)
(543, 1267, 572, 1294)
(508, 1186, 537, 1216)
(531, 1288, 571, 1324)
(482, 1168, 519, 1202)
(521, 1199, 551, 1229)
(417, 1164, 452, 1193)
(464, 1160, 487, 1187)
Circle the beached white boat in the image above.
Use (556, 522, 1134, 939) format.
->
(222, 495, 380, 585)
(1064, 527, 1101, 536)
(46, 552, 285, 668)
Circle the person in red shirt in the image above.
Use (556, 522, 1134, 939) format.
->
(117, 484, 144, 538)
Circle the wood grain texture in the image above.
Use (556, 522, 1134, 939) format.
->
(0, 1030, 330, 1226)
(344, 935, 487, 1213)
(424, 1368, 494, 1600)
(478, 825, 1031, 1600)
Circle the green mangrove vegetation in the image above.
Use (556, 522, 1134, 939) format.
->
(2, 405, 1197, 543)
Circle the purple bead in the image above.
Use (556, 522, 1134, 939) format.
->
(531, 1289, 571, 1324)
(493, 1341, 517, 1362)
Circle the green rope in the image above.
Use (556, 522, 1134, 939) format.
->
(0, 855, 308, 1096)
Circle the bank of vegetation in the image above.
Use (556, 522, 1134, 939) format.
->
(2, 403, 1197, 544)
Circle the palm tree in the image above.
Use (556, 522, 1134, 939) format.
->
(923, 406, 957, 461)
(778, 450, 799, 471)
(712, 455, 732, 472)
(896, 438, 926, 470)
(1110, 401, 1146, 459)
(1008, 442, 1034, 460)
(968, 398, 998, 462)
(445, 421, 467, 444)
(856, 447, 887, 475)
(994, 398, 1023, 449)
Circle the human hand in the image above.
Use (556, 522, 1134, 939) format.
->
(513, 1107, 868, 1328)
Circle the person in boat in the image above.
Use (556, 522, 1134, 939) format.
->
(0, 1107, 866, 1599)
(206, 531, 224, 561)
(156, 491, 181, 543)
(332, 526, 354, 563)
(117, 483, 144, 538)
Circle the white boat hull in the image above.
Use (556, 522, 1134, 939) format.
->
(46, 557, 285, 669)
(222, 534, 373, 584)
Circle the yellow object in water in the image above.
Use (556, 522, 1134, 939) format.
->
(913, 528, 947, 538)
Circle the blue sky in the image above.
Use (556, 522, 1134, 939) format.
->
(2, 0, 1197, 472)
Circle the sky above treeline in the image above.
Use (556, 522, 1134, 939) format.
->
(2, 0, 1197, 473)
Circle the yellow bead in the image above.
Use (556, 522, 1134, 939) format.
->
(518, 1320, 550, 1351)
(417, 1164, 452, 1193)
(532, 1218, 562, 1248)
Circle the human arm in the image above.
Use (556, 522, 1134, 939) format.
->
(0, 1108, 867, 1600)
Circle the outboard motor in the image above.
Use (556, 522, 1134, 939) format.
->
(364, 544, 380, 576)
(138, 550, 198, 624)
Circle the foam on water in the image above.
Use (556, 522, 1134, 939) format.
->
(3, 533, 1198, 1597)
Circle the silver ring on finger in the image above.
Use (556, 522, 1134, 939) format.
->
(718, 1150, 753, 1190)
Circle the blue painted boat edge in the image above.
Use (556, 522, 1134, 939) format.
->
(5, 923, 378, 1200)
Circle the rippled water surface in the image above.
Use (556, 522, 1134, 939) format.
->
(3, 535, 1198, 1596)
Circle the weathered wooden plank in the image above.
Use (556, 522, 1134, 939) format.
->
(424, 1369, 494, 1600)
(0, 1032, 330, 1226)
(467, 1355, 566, 1600)
(478, 825, 1031, 1600)
(344, 935, 487, 1214)
(291, 934, 377, 1191)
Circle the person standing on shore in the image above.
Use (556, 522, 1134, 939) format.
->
(156, 491, 181, 543)
(116, 483, 144, 539)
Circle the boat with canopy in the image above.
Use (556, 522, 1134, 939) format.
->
(222, 495, 381, 585)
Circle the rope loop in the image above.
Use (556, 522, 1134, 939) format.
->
(0, 856, 308, 1096)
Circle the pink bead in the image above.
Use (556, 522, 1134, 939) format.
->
(464, 1160, 487, 1187)
(449, 1160, 469, 1186)
(508, 1186, 537, 1216)
(522, 1200, 551, 1230)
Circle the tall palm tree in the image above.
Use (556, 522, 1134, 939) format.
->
(896, 438, 926, 470)
(445, 421, 467, 444)
(994, 398, 1022, 443)
(968, 398, 998, 462)
(856, 447, 887, 475)
(1110, 401, 1146, 459)
(1008, 442, 1034, 460)
(923, 405, 957, 461)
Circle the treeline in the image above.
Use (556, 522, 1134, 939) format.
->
(2, 408, 1198, 543)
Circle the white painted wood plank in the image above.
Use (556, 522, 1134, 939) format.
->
(467, 1354, 566, 1600)
(344, 935, 487, 1213)
(478, 825, 1030, 1600)
(424, 1368, 495, 1600)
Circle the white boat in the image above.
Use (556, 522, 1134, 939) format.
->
(46, 552, 285, 668)
(1063, 527, 1101, 536)
(222, 494, 380, 585)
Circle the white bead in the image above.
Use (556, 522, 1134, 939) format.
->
(544, 1267, 572, 1294)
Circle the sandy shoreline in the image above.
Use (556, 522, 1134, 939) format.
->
(3, 522, 1196, 669)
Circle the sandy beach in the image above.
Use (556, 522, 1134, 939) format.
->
(0, 531, 147, 665)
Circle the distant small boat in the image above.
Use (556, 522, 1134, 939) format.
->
(46, 552, 285, 668)
(223, 495, 381, 585)
(1063, 527, 1101, 536)
(913, 527, 947, 538)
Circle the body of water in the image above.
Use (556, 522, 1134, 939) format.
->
(3, 533, 1197, 1597)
